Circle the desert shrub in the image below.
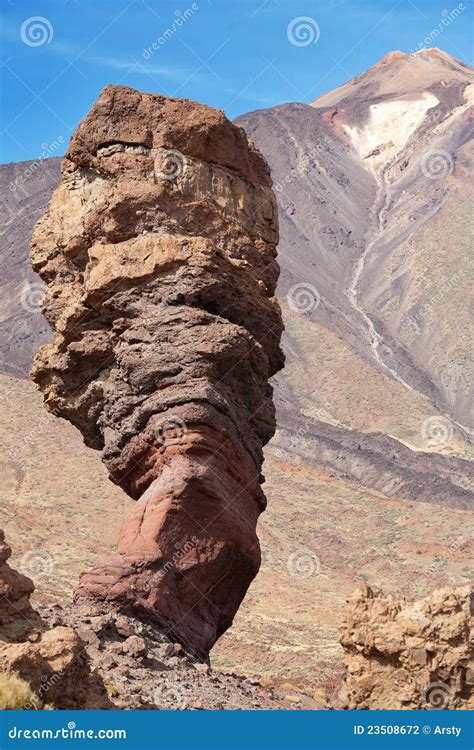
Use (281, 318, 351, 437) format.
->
(0, 672, 52, 710)
(0, 672, 36, 709)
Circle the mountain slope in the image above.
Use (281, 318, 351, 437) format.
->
(312, 48, 473, 432)
(0, 158, 61, 377)
(237, 48, 473, 445)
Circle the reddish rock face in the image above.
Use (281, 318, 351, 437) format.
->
(30, 85, 283, 659)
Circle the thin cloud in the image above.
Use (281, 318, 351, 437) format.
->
(5, 33, 199, 86)
(87, 53, 195, 83)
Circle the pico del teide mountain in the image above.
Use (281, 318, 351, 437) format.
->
(237, 48, 474, 444)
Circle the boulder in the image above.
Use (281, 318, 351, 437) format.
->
(0, 626, 90, 709)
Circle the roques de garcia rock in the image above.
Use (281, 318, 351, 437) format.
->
(340, 584, 473, 710)
(30, 85, 284, 660)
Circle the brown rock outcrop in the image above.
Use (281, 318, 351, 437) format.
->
(0, 530, 42, 642)
(0, 627, 90, 709)
(340, 584, 473, 709)
(0, 530, 91, 708)
(30, 85, 283, 659)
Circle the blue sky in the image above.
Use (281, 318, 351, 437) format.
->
(1, 0, 472, 163)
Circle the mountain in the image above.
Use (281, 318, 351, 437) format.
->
(0, 49, 472, 696)
(0, 158, 61, 377)
(236, 48, 474, 444)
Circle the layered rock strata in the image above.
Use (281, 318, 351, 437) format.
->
(340, 584, 473, 709)
(31, 85, 283, 659)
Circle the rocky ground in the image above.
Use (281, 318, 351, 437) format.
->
(1, 372, 472, 699)
(39, 601, 321, 710)
(3, 524, 471, 711)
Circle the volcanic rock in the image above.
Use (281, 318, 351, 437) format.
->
(340, 584, 473, 709)
(121, 635, 147, 659)
(0, 530, 92, 708)
(38, 600, 315, 710)
(0, 529, 42, 642)
(3, 49, 472, 692)
(0, 626, 90, 709)
(30, 85, 283, 659)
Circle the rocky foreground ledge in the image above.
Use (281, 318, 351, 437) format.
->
(30, 85, 284, 660)
(0, 531, 317, 709)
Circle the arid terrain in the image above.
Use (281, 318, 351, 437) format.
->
(0, 49, 472, 700)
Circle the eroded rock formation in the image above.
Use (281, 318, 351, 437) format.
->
(340, 584, 473, 709)
(31, 85, 283, 659)
(0, 530, 91, 708)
